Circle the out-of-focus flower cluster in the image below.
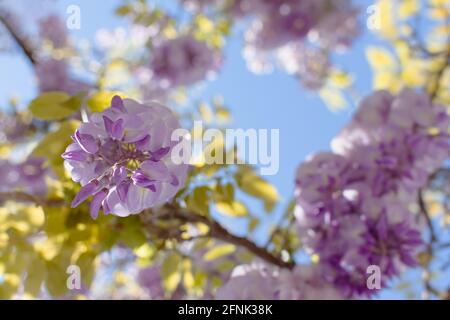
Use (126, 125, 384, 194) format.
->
(149, 35, 221, 90)
(35, 15, 90, 94)
(138, 35, 221, 102)
(38, 14, 68, 49)
(63, 96, 188, 218)
(0, 110, 34, 145)
(0, 157, 48, 195)
(216, 262, 342, 299)
(223, 0, 359, 90)
(35, 58, 90, 94)
(95, 25, 221, 102)
(294, 89, 449, 297)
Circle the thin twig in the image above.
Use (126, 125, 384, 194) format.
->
(159, 204, 295, 270)
(0, 8, 37, 65)
(0, 191, 65, 207)
(419, 189, 438, 299)
(429, 6, 450, 100)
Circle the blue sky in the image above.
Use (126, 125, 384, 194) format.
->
(1, 0, 445, 299)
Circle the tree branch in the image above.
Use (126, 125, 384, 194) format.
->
(418, 189, 439, 299)
(154, 204, 295, 270)
(0, 191, 65, 207)
(429, 6, 450, 100)
(0, 8, 37, 65)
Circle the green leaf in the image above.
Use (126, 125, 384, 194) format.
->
(24, 256, 46, 297)
(45, 260, 69, 297)
(203, 244, 235, 261)
(248, 217, 259, 232)
(319, 88, 348, 112)
(215, 200, 248, 217)
(182, 260, 194, 290)
(32, 120, 80, 178)
(214, 183, 234, 203)
(115, 5, 131, 16)
(118, 217, 147, 249)
(236, 168, 279, 212)
(87, 91, 124, 112)
(186, 186, 210, 216)
(76, 251, 97, 286)
(29, 92, 82, 120)
(161, 252, 182, 295)
(44, 206, 69, 236)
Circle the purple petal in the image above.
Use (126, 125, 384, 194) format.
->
(102, 198, 112, 215)
(135, 135, 151, 150)
(131, 170, 155, 188)
(71, 180, 99, 208)
(377, 214, 389, 240)
(74, 130, 98, 154)
(112, 119, 124, 140)
(117, 180, 131, 202)
(103, 116, 124, 140)
(62, 150, 87, 161)
(139, 160, 170, 181)
(170, 174, 179, 186)
(113, 166, 128, 184)
(90, 189, 108, 219)
(103, 116, 113, 135)
(111, 95, 126, 112)
(150, 146, 170, 161)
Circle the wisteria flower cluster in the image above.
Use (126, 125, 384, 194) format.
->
(38, 14, 68, 49)
(0, 111, 33, 144)
(228, 0, 359, 89)
(0, 157, 48, 195)
(35, 14, 90, 94)
(125, 34, 221, 102)
(35, 58, 90, 94)
(63, 96, 188, 218)
(137, 265, 166, 299)
(149, 35, 221, 89)
(294, 89, 449, 297)
(216, 262, 342, 300)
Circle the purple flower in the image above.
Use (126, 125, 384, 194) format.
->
(216, 263, 343, 300)
(293, 89, 448, 297)
(237, 0, 360, 84)
(278, 43, 330, 90)
(313, 8, 360, 51)
(149, 35, 220, 88)
(0, 157, 49, 195)
(275, 265, 342, 300)
(137, 265, 165, 299)
(215, 263, 278, 299)
(244, 8, 313, 51)
(332, 89, 449, 189)
(38, 15, 67, 49)
(35, 58, 90, 94)
(63, 96, 189, 218)
(0, 111, 33, 144)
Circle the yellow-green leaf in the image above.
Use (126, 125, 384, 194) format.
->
(29, 92, 82, 120)
(87, 91, 125, 112)
(319, 88, 348, 111)
(161, 252, 182, 295)
(366, 46, 397, 70)
(236, 168, 279, 212)
(32, 120, 80, 178)
(186, 186, 210, 216)
(215, 200, 248, 217)
(203, 244, 235, 261)
(24, 257, 46, 297)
